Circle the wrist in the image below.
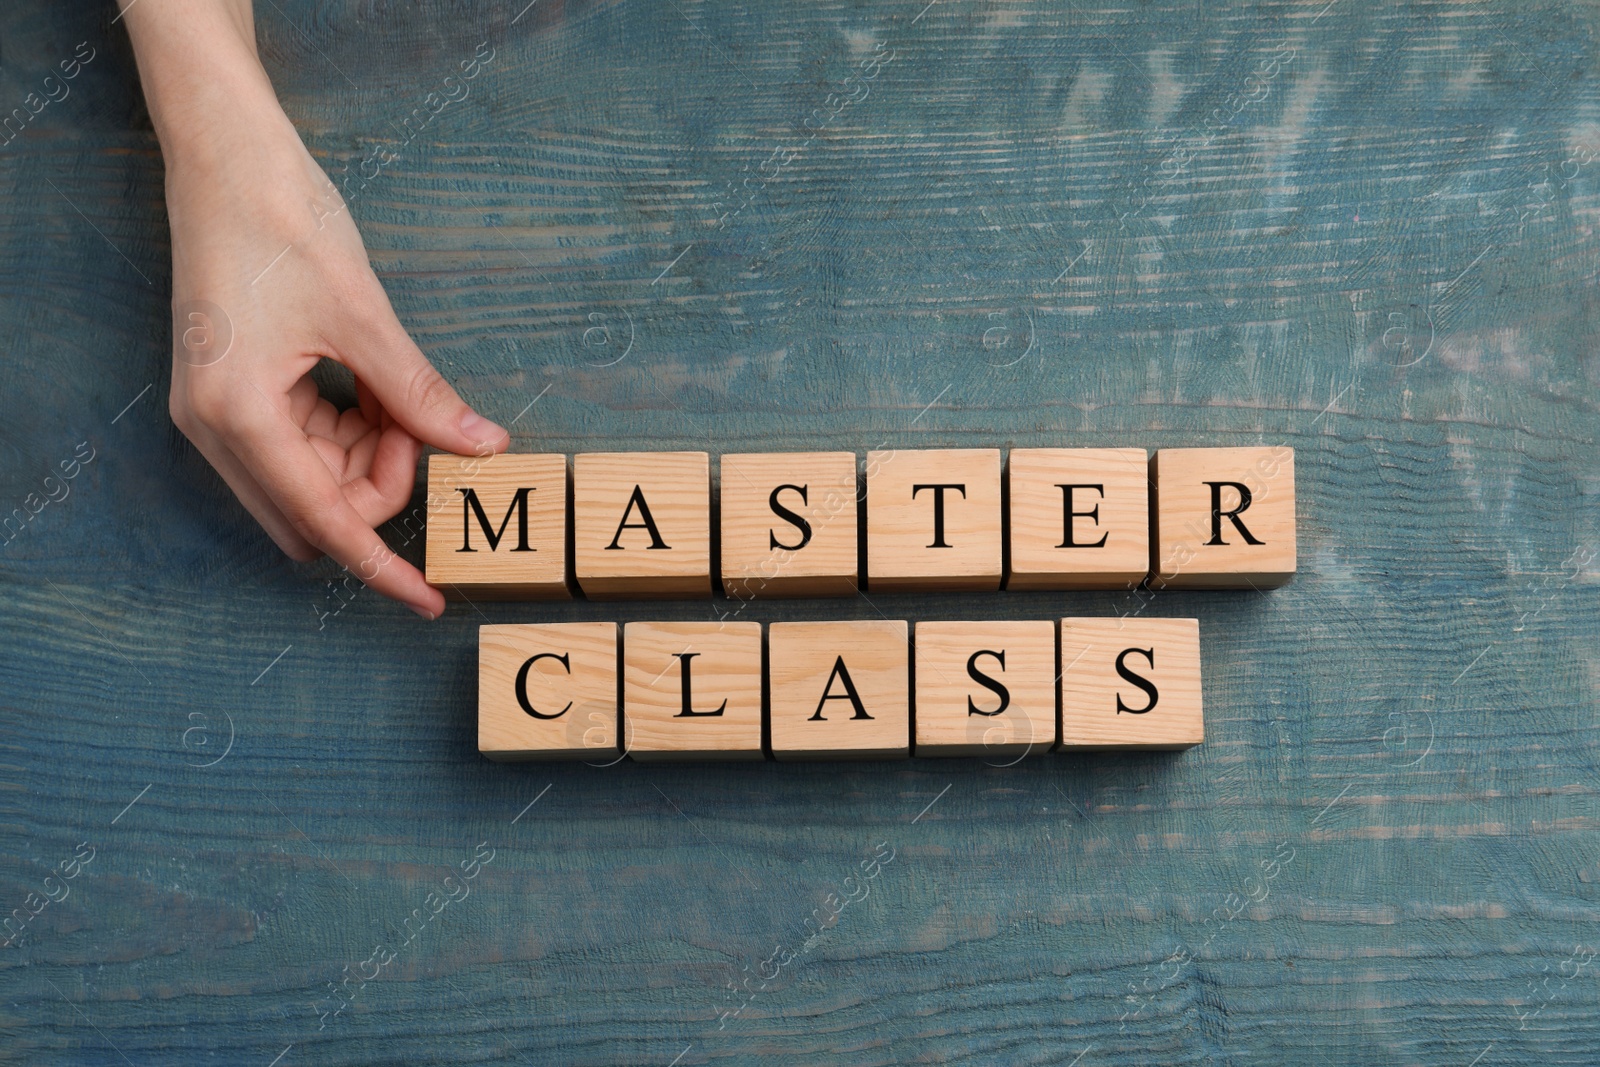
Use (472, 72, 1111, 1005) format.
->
(158, 72, 296, 177)
(124, 0, 285, 171)
(160, 89, 310, 207)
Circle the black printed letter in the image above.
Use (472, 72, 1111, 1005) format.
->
(911, 483, 966, 548)
(769, 484, 813, 551)
(809, 656, 872, 721)
(1114, 647, 1159, 714)
(458, 487, 534, 552)
(606, 485, 671, 550)
(1204, 481, 1263, 546)
(1055, 484, 1108, 548)
(514, 652, 571, 719)
(672, 652, 727, 716)
(966, 649, 1010, 716)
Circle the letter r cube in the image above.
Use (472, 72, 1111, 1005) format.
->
(1151, 447, 1295, 588)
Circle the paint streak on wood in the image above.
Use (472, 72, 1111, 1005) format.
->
(0, 0, 1597, 1062)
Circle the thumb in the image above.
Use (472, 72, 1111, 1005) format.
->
(342, 316, 509, 456)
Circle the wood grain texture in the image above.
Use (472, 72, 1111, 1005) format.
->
(425, 453, 572, 599)
(623, 621, 764, 760)
(1059, 617, 1205, 750)
(866, 448, 1003, 591)
(769, 621, 911, 759)
(913, 620, 1058, 756)
(2, 0, 1599, 1062)
(1152, 446, 1298, 588)
(1006, 446, 1151, 589)
(719, 451, 859, 598)
(479, 622, 621, 760)
(574, 451, 711, 598)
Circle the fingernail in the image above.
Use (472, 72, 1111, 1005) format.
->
(459, 411, 507, 449)
(409, 604, 437, 620)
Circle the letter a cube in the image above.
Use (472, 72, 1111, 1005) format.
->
(769, 621, 910, 759)
(574, 452, 711, 598)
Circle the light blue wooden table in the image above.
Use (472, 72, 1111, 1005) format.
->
(2, 0, 1597, 1062)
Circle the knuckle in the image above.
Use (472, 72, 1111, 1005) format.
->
(281, 539, 323, 563)
(323, 260, 377, 308)
(375, 485, 411, 521)
(405, 364, 458, 416)
(181, 378, 232, 428)
(167, 389, 196, 436)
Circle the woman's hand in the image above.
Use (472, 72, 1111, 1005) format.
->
(123, 0, 506, 617)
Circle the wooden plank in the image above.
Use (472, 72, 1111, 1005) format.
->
(4, 0, 1598, 1061)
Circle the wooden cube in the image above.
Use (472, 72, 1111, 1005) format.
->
(720, 452, 858, 599)
(913, 621, 1057, 757)
(574, 452, 711, 599)
(622, 622, 764, 760)
(768, 621, 910, 760)
(1006, 448, 1149, 590)
(1058, 618, 1202, 750)
(478, 623, 620, 761)
(425, 453, 570, 599)
(865, 449, 1001, 592)
(1151, 447, 1295, 588)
